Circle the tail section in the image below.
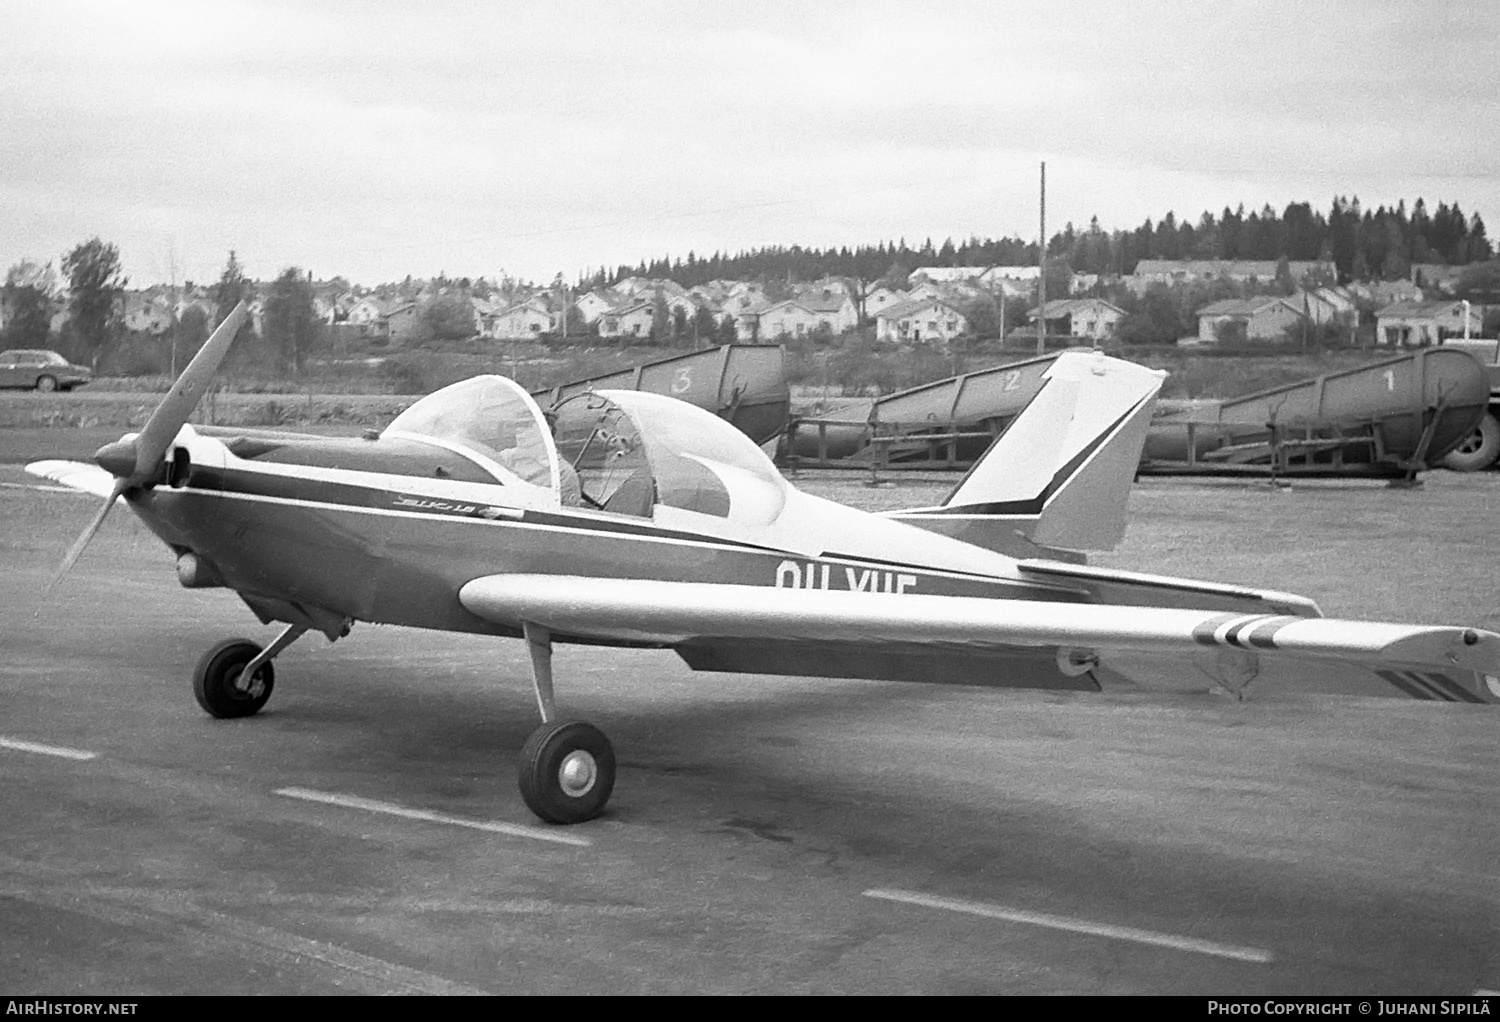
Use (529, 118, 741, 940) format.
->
(888, 351, 1165, 556)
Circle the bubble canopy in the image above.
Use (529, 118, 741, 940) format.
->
(383, 376, 559, 491)
(552, 389, 787, 523)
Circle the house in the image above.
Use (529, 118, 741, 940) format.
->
(598, 300, 656, 340)
(977, 266, 1041, 297)
(491, 296, 554, 340)
(385, 302, 422, 344)
(863, 286, 908, 319)
(1347, 279, 1423, 306)
(1129, 259, 1336, 295)
(1375, 300, 1483, 347)
(573, 290, 619, 325)
(724, 293, 773, 341)
(1290, 288, 1357, 328)
(344, 296, 391, 338)
(1195, 296, 1307, 343)
(1027, 298, 1124, 342)
(756, 292, 858, 339)
(122, 292, 173, 334)
(911, 266, 989, 284)
(875, 298, 970, 343)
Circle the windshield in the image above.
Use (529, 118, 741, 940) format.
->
(383, 375, 558, 490)
(552, 389, 786, 523)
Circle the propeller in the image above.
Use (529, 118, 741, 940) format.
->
(49, 300, 249, 585)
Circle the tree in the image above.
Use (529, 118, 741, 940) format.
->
(211, 250, 256, 350)
(2, 259, 58, 348)
(419, 294, 478, 341)
(262, 267, 318, 374)
(61, 238, 127, 371)
(650, 291, 669, 343)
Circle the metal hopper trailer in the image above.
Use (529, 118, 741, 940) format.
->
(1138, 347, 1490, 479)
(531, 344, 791, 446)
(783, 353, 1061, 469)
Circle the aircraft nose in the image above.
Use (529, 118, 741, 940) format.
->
(94, 438, 138, 478)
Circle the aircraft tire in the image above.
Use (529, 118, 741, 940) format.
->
(1441, 411, 1500, 472)
(518, 720, 615, 824)
(193, 639, 275, 719)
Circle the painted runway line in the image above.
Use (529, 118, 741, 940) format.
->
(274, 786, 591, 847)
(0, 736, 98, 761)
(863, 888, 1274, 964)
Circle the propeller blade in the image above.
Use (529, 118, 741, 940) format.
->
(129, 300, 248, 483)
(50, 478, 131, 587)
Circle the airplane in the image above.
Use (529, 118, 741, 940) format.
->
(28, 302, 1500, 825)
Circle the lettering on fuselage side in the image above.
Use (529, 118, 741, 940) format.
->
(775, 559, 918, 594)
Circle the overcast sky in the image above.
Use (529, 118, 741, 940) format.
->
(3, 0, 1496, 288)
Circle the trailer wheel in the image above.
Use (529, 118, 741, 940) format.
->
(1442, 412, 1500, 472)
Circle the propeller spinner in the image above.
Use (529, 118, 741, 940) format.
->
(50, 301, 249, 582)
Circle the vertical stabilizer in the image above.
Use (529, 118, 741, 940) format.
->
(888, 351, 1165, 555)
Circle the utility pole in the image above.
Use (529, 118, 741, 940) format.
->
(1037, 160, 1046, 355)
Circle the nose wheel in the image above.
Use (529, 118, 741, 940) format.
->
(192, 624, 306, 719)
(518, 621, 616, 824)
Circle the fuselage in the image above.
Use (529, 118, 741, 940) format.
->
(130, 427, 1093, 643)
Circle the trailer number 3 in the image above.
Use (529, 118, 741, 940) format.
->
(672, 367, 694, 393)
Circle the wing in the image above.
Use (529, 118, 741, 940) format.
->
(459, 575, 1500, 702)
(26, 460, 126, 501)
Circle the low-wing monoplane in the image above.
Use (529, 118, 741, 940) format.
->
(30, 303, 1500, 824)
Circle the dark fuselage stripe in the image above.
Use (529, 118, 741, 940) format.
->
(189, 465, 783, 552)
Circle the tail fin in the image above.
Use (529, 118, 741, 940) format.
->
(888, 351, 1165, 556)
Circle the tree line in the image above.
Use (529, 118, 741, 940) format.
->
(1, 243, 320, 377)
(594, 197, 1491, 290)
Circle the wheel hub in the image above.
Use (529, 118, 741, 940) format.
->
(231, 668, 264, 698)
(558, 750, 597, 797)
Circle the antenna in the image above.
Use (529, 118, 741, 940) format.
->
(1037, 161, 1046, 356)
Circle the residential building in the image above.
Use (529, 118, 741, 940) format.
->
(491, 297, 554, 340)
(1348, 279, 1423, 306)
(598, 299, 655, 340)
(875, 298, 970, 343)
(385, 302, 422, 344)
(756, 292, 858, 339)
(122, 292, 173, 334)
(1028, 298, 1124, 342)
(1195, 296, 1307, 343)
(573, 290, 618, 325)
(1129, 259, 1335, 295)
(1375, 300, 1483, 347)
(863, 286, 908, 319)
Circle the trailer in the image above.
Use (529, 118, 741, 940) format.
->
(1138, 347, 1490, 479)
(1430, 338, 1500, 471)
(783, 353, 1060, 469)
(531, 344, 790, 446)
(782, 347, 1488, 481)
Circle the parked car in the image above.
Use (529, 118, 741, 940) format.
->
(0, 350, 92, 392)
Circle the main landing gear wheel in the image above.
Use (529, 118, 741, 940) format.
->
(518, 720, 616, 824)
(193, 638, 275, 718)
